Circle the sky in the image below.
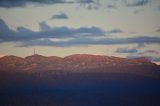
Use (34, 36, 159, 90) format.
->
(0, 0, 160, 63)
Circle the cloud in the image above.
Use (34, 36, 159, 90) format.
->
(85, 0, 101, 10)
(18, 36, 160, 47)
(104, 0, 150, 9)
(0, 19, 17, 41)
(1, 18, 160, 47)
(137, 50, 160, 61)
(39, 21, 51, 31)
(116, 48, 138, 53)
(127, 55, 160, 62)
(126, 49, 160, 62)
(51, 13, 69, 20)
(108, 28, 124, 33)
(0, 0, 151, 9)
(82, 0, 151, 10)
(0, 19, 105, 42)
(124, 0, 150, 7)
(156, 27, 160, 32)
(115, 43, 146, 54)
(0, 0, 65, 8)
(106, 4, 116, 9)
(0, 0, 95, 8)
(138, 50, 159, 55)
(78, 0, 94, 3)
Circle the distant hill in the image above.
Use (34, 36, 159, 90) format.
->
(0, 54, 159, 79)
(0, 54, 157, 71)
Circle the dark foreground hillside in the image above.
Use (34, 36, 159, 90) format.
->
(0, 70, 160, 106)
(0, 54, 160, 106)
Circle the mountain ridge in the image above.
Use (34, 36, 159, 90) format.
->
(0, 54, 160, 79)
(0, 54, 154, 62)
(0, 54, 158, 71)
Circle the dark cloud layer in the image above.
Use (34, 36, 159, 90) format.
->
(124, 0, 149, 7)
(104, 0, 149, 9)
(0, 19, 105, 42)
(108, 28, 123, 33)
(0, 0, 94, 8)
(0, 18, 160, 47)
(51, 13, 69, 20)
(116, 48, 138, 53)
(0, 0, 150, 8)
(19, 36, 160, 47)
